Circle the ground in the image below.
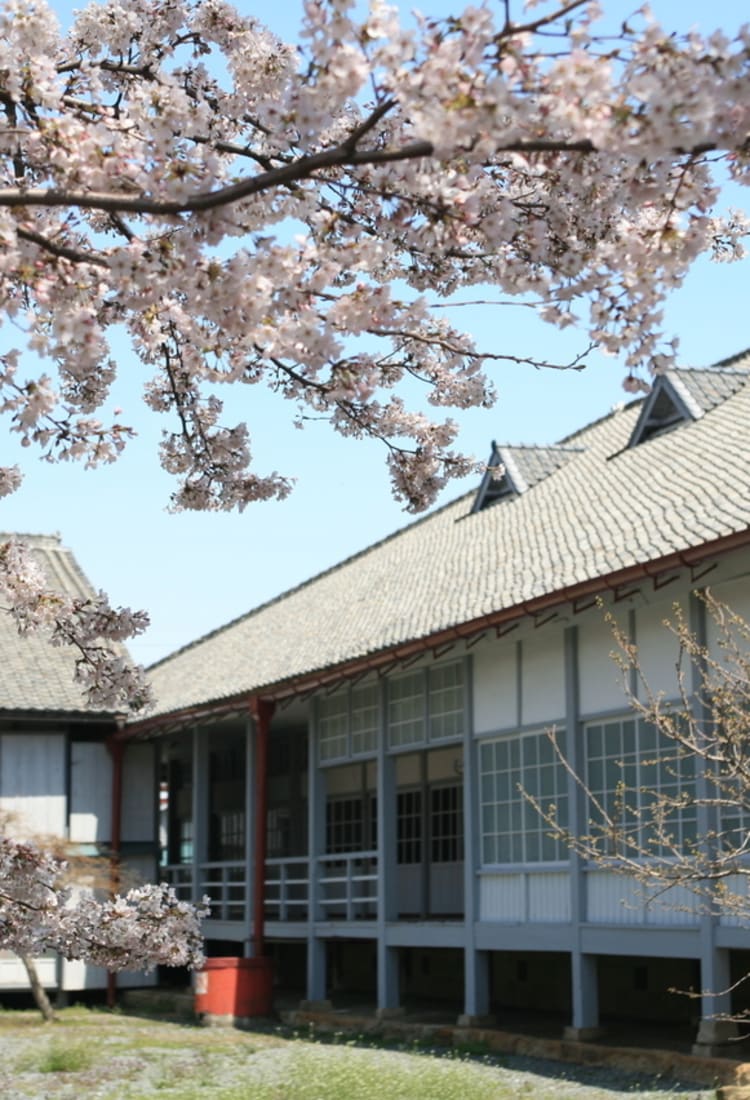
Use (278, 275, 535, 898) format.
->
(0, 1006, 718, 1099)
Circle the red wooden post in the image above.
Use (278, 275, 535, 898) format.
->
(250, 698, 275, 957)
(106, 735, 124, 1008)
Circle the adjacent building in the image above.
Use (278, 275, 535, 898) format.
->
(0, 534, 157, 996)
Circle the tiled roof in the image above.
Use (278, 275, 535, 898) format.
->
(0, 533, 113, 715)
(504, 445, 582, 492)
(143, 356, 750, 721)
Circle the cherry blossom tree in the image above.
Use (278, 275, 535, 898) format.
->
(0, 0, 748, 703)
(0, 831, 207, 1001)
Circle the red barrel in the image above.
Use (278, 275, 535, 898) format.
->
(194, 956, 273, 1019)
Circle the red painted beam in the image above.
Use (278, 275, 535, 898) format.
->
(250, 698, 275, 957)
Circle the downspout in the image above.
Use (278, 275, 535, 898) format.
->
(250, 698, 275, 957)
(106, 731, 125, 1009)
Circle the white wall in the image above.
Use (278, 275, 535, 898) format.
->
(578, 612, 627, 715)
(70, 741, 112, 843)
(472, 638, 517, 733)
(0, 733, 66, 836)
(521, 627, 565, 726)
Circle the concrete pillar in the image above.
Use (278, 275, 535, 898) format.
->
(562, 626, 602, 1040)
(459, 949, 492, 1026)
(191, 725, 208, 904)
(459, 657, 493, 1026)
(303, 936, 330, 1009)
(376, 678, 401, 1014)
(303, 700, 330, 1009)
(565, 952, 602, 1040)
(693, 947, 738, 1055)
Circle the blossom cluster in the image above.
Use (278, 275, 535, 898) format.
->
(0, 832, 207, 969)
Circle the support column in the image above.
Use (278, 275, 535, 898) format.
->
(690, 593, 738, 1055)
(304, 697, 330, 1008)
(191, 725, 209, 906)
(376, 676, 401, 1017)
(566, 953, 600, 1039)
(459, 656, 493, 1026)
(563, 625, 603, 1041)
(243, 714, 255, 955)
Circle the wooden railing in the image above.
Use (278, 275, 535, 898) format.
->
(318, 851, 378, 920)
(264, 857, 310, 921)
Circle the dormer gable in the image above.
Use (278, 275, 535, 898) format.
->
(470, 442, 582, 514)
(628, 372, 703, 447)
(471, 442, 526, 513)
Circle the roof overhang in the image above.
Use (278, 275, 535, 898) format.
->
(121, 525, 750, 741)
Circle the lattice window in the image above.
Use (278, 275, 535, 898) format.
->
(318, 682, 380, 762)
(388, 662, 465, 749)
(324, 793, 375, 856)
(585, 717, 697, 855)
(318, 691, 349, 761)
(397, 789, 422, 864)
(429, 664, 464, 741)
(431, 784, 463, 863)
(480, 731, 568, 864)
(351, 683, 379, 755)
(388, 671, 425, 748)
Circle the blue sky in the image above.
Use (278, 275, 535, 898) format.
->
(1, 0, 748, 667)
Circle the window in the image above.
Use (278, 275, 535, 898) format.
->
(318, 682, 380, 762)
(480, 731, 568, 864)
(585, 717, 697, 855)
(397, 789, 422, 864)
(318, 692, 349, 761)
(325, 793, 378, 854)
(389, 672, 425, 748)
(431, 784, 463, 863)
(388, 662, 465, 749)
(429, 663, 464, 741)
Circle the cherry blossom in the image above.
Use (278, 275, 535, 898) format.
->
(0, 832, 207, 969)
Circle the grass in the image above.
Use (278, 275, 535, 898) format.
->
(17, 1040, 94, 1074)
(0, 1007, 713, 1100)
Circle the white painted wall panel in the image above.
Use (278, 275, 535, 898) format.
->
(479, 873, 525, 921)
(0, 733, 66, 836)
(633, 600, 682, 701)
(717, 873, 747, 927)
(579, 614, 627, 715)
(69, 742, 111, 843)
(521, 630, 565, 726)
(0, 951, 57, 990)
(472, 640, 517, 733)
(480, 870, 569, 923)
(61, 957, 108, 991)
(528, 871, 571, 922)
(60, 956, 157, 991)
(586, 870, 698, 926)
(122, 743, 155, 843)
(706, 576, 750, 663)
